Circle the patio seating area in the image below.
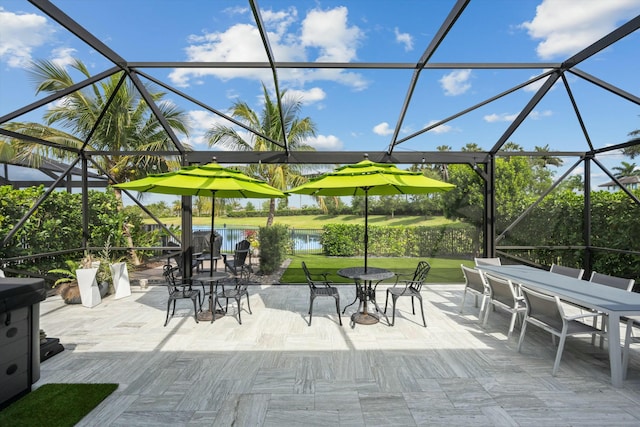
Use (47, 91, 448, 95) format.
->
(36, 266, 640, 426)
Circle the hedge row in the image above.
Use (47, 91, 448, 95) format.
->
(321, 224, 476, 258)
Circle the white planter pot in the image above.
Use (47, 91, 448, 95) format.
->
(110, 262, 131, 299)
(76, 267, 101, 308)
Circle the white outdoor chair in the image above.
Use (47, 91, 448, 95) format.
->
(459, 265, 490, 318)
(474, 257, 502, 266)
(550, 263, 584, 279)
(518, 286, 606, 376)
(482, 273, 526, 339)
(623, 316, 640, 379)
(589, 271, 636, 346)
(590, 271, 635, 292)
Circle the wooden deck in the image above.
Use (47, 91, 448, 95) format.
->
(37, 271, 640, 426)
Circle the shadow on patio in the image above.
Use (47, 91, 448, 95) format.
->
(37, 281, 640, 426)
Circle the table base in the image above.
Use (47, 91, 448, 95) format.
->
(197, 309, 225, 322)
(351, 312, 379, 325)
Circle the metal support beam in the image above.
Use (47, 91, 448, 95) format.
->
(583, 157, 592, 276)
(183, 150, 491, 165)
(484, 157, 496, 257)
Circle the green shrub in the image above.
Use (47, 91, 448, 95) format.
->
(321, 224, 363, 256)
(258, 224, 291, 274)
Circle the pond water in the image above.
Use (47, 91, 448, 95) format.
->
(193, 226, 322, 252)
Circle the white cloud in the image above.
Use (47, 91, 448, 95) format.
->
(373, 122, 393, 136)
(51, 47, 77, 68)
(169, 6, 367, 90)
(286, 87, 326, 105)
(484, 109, 552, 123)
(394, 27, 413, 51)
(484, 112, 519, 123)
(528, 110, 553, 120)
(425, 120, 452, 134)
(521, 0, 640, 59)
(439, 69, 472, 96)
(0, 8, 53, 67)
(185, 110, 229, 149)
(306, 134, 342, 150)
(300, 6, 362, 62)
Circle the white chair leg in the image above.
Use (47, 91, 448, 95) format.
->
(479, 294, 487, 314)
(552, 333, 567, 376)
(482, 302, 491, 326)
(507, 312, 517, 339)
(517, 320, 528, 352)
(599, 315, 607, 349)
(623, 319, 634, 379)
(459, 290, 467, 313)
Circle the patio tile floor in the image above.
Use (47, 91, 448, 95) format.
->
(36, 267, 640, 426)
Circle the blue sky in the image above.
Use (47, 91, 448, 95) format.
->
(1, 0, 639, 207)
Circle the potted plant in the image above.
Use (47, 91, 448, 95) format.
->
(97, 236, 130, 299)
(48, 259, 84, 304)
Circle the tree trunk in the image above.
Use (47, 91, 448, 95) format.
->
(266, 198, 276, 226)
(114, 189, 141, 266)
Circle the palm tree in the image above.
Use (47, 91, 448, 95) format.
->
(612, 161, 639, 178)
(3, 59, 191, 264)
(623, 126, 640, 158)
(205, 83, 317, 226)
(534, 144, 563, 167)
(462, 143, 483, 152)
(436, 145, 452, 181)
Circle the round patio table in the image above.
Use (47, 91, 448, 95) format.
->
(194, 272, 229, 322)
(338, 267, 394, 326)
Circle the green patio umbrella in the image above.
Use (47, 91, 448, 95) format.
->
(287, 156, 455, 271)
(114, 160, 285, 276)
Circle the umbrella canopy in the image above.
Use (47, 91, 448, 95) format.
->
(115, 161, 285, 276)
(287, 158, 455, 271)
(114, 162, 285, 198)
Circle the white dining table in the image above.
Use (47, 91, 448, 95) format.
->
(477, 264, 640, 387)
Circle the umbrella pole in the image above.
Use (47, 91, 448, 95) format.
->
(364, 189, 368, 273)
(210, 195, 215, 277)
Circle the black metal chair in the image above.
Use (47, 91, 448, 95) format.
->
(302, 261, 342, 326)
(163, 264, 201, 326)
(222, 239, 252, 276)
(214, 267, 253, 324)
(384, 260, 430, 326)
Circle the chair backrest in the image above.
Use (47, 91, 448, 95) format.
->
(550, 263, 584, 279)
(589, 271, 635, 292)
(163, 264, 180, 291)
(484, 273, 518, 307)
(232, 240, 251, 267)
(172, 253, 196, 277)
(461, 265, 488, 294)
(301, 261, 315, 288)
(409, 261, 431, 291)
(520, 286, 564, 331)
(474, 257, 502, 266)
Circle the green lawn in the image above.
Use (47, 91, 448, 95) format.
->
(280, 254, 473, 284)
(150, 214, 462, 229)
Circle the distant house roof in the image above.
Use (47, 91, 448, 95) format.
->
(598, 176, 640, 188)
